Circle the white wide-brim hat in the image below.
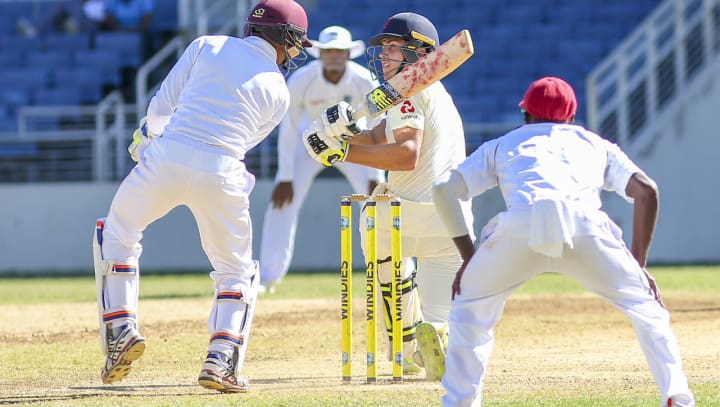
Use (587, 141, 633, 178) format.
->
(307, 25, 366, 59)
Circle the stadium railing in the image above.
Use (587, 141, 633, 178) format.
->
(586, 0, 720, 151)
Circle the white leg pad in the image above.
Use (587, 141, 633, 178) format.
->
(207, 261, 259, 375)
(93, 218, 139, 353)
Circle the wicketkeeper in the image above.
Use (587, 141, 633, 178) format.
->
(92, 0, 312, 393)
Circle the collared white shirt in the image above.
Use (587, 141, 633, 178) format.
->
(456, 123, 641, 209)
(275, 59, 378, 181)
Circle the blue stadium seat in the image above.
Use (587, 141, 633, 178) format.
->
(0, 52, 25, 68)
(26, 49, 74, 68)
(0, 35, 42, 54)
(0, 67, 49, 89)
(0, 88, 31, 112)
(94, 32, 144, 68)
(33, 86, 84, 106)
(0, 15, 19, 35)
(51, 68, 104, 103)
(153, 0, 178, 32)
(43, 33, 92, 51)
(74, 49, 123, 86)
(0, 2, 34, 20)
(0, 115, 18, 133)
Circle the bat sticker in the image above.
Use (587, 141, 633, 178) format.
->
(367, 83, 403, 115)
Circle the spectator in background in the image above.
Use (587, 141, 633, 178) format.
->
(17, 0, 104, 37)
(102, 0, 156, 84)
(102, 0, 154, 33)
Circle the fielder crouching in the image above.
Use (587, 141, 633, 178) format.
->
(433, 76, 695, 407)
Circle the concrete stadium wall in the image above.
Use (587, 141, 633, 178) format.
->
(602, 63, 720, 264)
(0, 175, 714, 275)
(0, 179, 504, 274)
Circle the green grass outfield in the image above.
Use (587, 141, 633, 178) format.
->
(0, 266, 718, 407)
(2, 265, 720, 305)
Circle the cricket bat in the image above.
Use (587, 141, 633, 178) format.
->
(353, 29, 474, 119)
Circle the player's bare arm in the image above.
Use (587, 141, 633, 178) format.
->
(348, 119, 387, 145)
(270, 182, 294, 209)
(346, 126, 423, 170)
(625, 172, 659, 268)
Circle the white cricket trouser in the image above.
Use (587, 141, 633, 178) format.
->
(441, 215, 693, 406)
(101, 137, 258, 327)
(259, 144, 380, 284)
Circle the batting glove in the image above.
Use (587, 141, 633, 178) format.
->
(302, 122, 349, 167)
(127, 117, 157, 162)
(321, 101, 361, 141)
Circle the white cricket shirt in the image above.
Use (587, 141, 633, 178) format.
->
(275, 59, 379, 181)
(456, 123, 641, 208)
(385, 81, 467, 203)
(146, 35, 289, 160)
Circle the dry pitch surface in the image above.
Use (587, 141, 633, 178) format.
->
(1, 291, 718, 405)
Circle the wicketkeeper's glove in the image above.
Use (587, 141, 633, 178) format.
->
(302, 122, 349, 167)
(321, 101, 361, 141)
(127, 117, 157, 162)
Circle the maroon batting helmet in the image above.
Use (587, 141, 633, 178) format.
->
(244, 0, 311, 72)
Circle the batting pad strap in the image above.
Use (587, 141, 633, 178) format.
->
(102, 308, 137, 324)
(216, 291, 244, 302)
(109, 264, 137, 275)
(386, 323, 418, 342)
(210, 330, 245, 347)
(380, 278, 416, 296)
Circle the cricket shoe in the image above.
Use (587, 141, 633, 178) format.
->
(667, 394, 695, 407)
(387, 342, 422, 375)
(415, 322, 446, 381)
(198, 352, 249, 393)
(101, 324, 146, 384)
(403, 357, 422, 375)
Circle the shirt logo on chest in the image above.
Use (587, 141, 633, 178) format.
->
(400, 100, 415, 114)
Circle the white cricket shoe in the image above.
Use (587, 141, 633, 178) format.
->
(198, 352, 249, 393)
(415, 322, 446, 381)
(667, 393, 695, 407)
(101, 324, 146, 384)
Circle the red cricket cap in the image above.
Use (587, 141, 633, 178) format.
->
(518, 76, 577, 121)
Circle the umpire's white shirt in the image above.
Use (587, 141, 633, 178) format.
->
(276, 59, 381, 182)
(146, 35, 289, 158)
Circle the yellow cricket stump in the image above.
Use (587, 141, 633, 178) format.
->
(365, 198, 377, 383)
(340, 199, 352, 384)
(391, 199, 403, 383)
(340, 194, 403, 384)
